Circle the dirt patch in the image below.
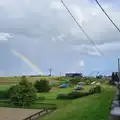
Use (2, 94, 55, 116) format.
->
(0, 107, 43, 120)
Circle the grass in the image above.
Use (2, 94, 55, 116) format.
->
(41, 85, 114, 120)
(37, 85, 91, 100)
(0, 75, 114, 120)
(0, 85, 11, 91)
(0, 76, 61, 89)
(0, 84, 91, 109)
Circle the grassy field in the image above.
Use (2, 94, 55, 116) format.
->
(0, 84, 92, 109)
(0, 76, 62, 90)
(0, 77, 114, 120)
(0, 75, 114, 120)
(37, 85, 91, 100)
(41, 85, 114, 120)
(0, 85, 12, 91)
(0, 75, 62, 92)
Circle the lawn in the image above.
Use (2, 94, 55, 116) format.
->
(0, 84, 92, 109)
(0, 84, 11, 91)
(37, 85, 91, 100)
(0, 78, 114, 120)
(0, 76, 61, 88)
(41, 85, 114, 120)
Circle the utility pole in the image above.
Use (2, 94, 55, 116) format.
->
(118, 58, 120, 83)
(60, 72, 61, 77)
(48, 68, 52, 76)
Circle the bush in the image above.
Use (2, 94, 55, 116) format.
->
(9, 76, 37, 106)
(56, 91, 90, 100)
(85, 80, 91, 85)
(0, 90, 8, 99)
(34, 79, 51, 92)
(117, 84, 120, 100)
(67, 92, 85, 99)
(94, 85, 101, 93)
(69, 77, 81, 84)
(89, 85, 101, 94)
(89, 88, 95, 94)
(56, 86, 102, 100)
(83, 92, 90, 96)
(56, 93, 68, 100)
(6, 85, 16, 98)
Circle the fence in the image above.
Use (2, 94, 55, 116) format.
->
(23, 107, 56, 120)
(0, 101, 57, 120)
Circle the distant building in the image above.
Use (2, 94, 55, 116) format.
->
(65, 73, 82, 77)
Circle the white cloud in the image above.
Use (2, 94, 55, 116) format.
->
(0, 32, 13, 41)
(58, 34, 65, 41)
(70, 4, 89, 25)
(52, 36, 56, 42)
(70, 60, 85, 72)
(50, 1, 64, 10)
(79, 60, 84, 67)
(88, 51, 102, 56)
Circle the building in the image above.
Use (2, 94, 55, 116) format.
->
(65, 73, 82, 77)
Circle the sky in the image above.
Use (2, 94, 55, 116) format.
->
(0, 0, 120, 76)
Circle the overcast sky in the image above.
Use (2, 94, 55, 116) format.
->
(0, 0, 120, 76)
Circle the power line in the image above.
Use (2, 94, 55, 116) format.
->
(95, 0, 120, 33)
(61, 0, 103, 56)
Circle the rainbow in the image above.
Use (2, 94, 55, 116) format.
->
(11, 49, 44, 75)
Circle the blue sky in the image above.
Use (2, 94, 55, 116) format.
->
(0, 0, 120, 76)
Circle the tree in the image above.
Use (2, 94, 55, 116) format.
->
(34, 79, 51, 92)
(112, 72, 115, 82)
(115, 73, 119, 83)
(9, 76, 37, 106)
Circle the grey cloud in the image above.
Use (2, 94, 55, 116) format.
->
(0, 0, 120, 58)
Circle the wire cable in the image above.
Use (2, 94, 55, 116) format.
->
(95, 0, 120, 33)
(61, 0, 103, 56)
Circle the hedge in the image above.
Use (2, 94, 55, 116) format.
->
(56, 85, 101, 100)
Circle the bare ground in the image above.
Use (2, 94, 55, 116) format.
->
(0, 107, 43, 120)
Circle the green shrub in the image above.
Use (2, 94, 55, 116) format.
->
(89, 85, 101, 94)
(56, 93, 68, 100)
(69, 77, 81, 84)
(94, 85, 101, 93)
(34, 79, 51, 92)
(83, 92, 90, 96)
(85, 80, 91, 85)
(0, 90, 8, 99)
(9, 76, 37, 106)
(89, 88, 95, 94)
(117, 84, 120, 100)
(6, 85, 16, 98)
(67, 92, 85, 99)
(56, 91, 90, 100)
(56, 86, 102, 100)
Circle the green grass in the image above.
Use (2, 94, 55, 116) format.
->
(0, 76, 61, 88)
(0, 84, 11, 91)
(41, 85, 114, 120)
(37, 85, 91, 100)
(0, 84, 114, 120)
(0, 75, 61, 91)
(0, 85, 92, 109)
